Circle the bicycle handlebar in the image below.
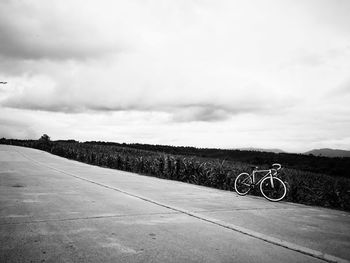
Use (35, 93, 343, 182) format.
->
(249, 163, 281, 173)
(272, 163, 282, 170)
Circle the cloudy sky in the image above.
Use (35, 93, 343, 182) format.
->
(0, 0, 349, 152)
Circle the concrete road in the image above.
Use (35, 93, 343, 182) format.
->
(1, 145, 349, 263)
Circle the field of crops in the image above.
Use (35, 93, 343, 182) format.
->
(2, 137, 350, 211)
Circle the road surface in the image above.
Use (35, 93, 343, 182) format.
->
(1, 145, 349, 263)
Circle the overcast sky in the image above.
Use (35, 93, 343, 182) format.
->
(0, 0, 350, 152)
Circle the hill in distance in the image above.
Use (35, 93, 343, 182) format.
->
(240, 148, 350, 158)
(236, 147, 285, 153)
(305, 148, 350, 158)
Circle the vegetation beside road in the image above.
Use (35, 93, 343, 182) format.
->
(1, 136, 349, 211)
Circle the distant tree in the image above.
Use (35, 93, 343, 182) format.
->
(39, 134, 51, 142)
(37, 134, 52, 151)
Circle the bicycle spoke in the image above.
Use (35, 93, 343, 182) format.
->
(234, 173, 252, 196)
(260, 177, 287, 201)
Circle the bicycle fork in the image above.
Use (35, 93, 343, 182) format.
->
(270, 174, 275, 188)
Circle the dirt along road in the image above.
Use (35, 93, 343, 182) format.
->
(1, 145, 349, 263)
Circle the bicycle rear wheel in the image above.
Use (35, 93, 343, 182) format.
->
(234, 173, 252, 195)
(260, 177, 287, 202)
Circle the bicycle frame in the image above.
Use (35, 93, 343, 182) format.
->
(251, 168, 278, 188)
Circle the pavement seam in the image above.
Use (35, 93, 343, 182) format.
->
(14, 148, 350, 263)
(193, 207, 311, 213)
(0, 212, 180, 226)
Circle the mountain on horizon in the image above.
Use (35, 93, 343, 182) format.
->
(236, 147, 285, 153)
(304, 148, 350, 158)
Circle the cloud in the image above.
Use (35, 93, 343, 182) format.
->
(285, 45, 350, 69)
(0, 68, 290, 122)
(327, 78, 350, 98)
(0, 45, 293, 121)
(299, 0, 350, 34)
(0, 0, 341, 111)
(171, 105, 230, 122)
(0, 1, 132, 61)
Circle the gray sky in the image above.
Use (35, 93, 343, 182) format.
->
(1, 0, 350, 152)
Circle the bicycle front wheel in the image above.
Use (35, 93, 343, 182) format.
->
(260, 177, 287, 202)
(234, 173, 252, 196)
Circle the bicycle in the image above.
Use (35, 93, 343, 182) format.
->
(234, 163, 287, 202)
